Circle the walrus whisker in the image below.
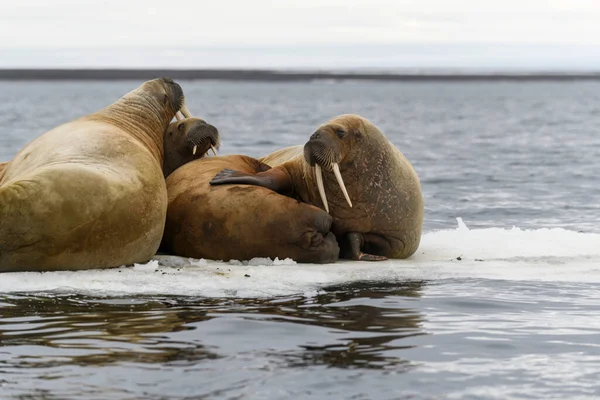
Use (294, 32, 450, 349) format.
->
(314, 151, 331, 167)
(327, 153, 336, 169)
(180, 104, 193, 119)
(332, 163, 352, 208)
(315, 164, 329, 213)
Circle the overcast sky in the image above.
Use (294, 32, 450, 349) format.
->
(1, 0, 600, 69)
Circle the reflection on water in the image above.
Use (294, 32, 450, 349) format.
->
(2, 280, 600, 399)
(1, 296, 219, 368)
(0, 281, 426, 398)
(259, 282, 425, 370)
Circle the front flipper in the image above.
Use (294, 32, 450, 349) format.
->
(210, 167, 292, 194)
(340, 232, 388, 262)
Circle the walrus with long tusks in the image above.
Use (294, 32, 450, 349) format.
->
(161, 154, 340, 264)
(210, 114, 423, 261)
(0, 77, 193, 272)
(163, 117, 220, 178)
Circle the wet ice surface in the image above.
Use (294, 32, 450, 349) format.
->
(1, 80, 600, 399)
(2, 219, 600, 298)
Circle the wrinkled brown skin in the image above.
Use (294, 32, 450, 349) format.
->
(163, 117, 220, 178)
(161, 155, 340, 264)
(0, 77, 185, 272)
(0, 162, 7, 181)
(211, 114, 424, 261)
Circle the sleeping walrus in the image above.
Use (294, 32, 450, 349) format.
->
(161, 153, 339, 264)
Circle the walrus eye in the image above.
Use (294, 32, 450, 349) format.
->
(335, 129, 346, 139)
(163, 94, 168, 105)
(178, 123, 185, 131)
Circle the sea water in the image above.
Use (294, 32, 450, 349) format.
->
(0, 80, 599, 399)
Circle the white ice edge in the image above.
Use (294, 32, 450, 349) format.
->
(2, 218, 600, 298)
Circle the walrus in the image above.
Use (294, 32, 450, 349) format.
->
(0, 77, 192, 272)
(161, 155, 340, 264)
(163, 117, 220, 177)
(210, 114, 423, 261)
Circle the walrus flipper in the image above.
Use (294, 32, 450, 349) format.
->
(210, 167, 292, 193)
(340, 232, 388, 262)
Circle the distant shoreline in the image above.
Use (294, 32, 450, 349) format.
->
(1, 69, 600, 81)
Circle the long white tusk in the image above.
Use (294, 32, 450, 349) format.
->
(314, 164, 329, 213)
(210, 144, 218, 156)
(179, 104, 193, 118)
(332, 163, 352, 208)
(175, 111, 185, 121)
(193, 145, 197, 155)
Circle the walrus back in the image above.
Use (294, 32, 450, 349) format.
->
(383, 145, 424, 258)
(259, 145, 303, 167)
(0, 155, 166, 272)
(162, 156, 264, 258)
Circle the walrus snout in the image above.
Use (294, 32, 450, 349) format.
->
(315, 212, 333, 235)
(320, 232, 340, 263)
(303, 138, 340, 167)
(303, 130, 353, 212)
(303, 142, 320, 167)
(304, 127, 346, 166)
(299, 211, 339, 263)
(186, 121, 220, 156)
(309, 232, 339, 264)
(156, 77, 186, 115)
(309, 129, 326, 141)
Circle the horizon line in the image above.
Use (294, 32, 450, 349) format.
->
(1, 68, 600, 82)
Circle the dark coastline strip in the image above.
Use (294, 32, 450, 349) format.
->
(1, 69, 600, 81)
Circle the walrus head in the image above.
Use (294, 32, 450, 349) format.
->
(103, 76, 193, 140)
(303, 114, 371, 213)
(163, 118, 220, 177)
(139, 77, 191, 118)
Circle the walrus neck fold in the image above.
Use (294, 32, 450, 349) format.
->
(90, 97, 171, 165)
(0, 161, 7, 184)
